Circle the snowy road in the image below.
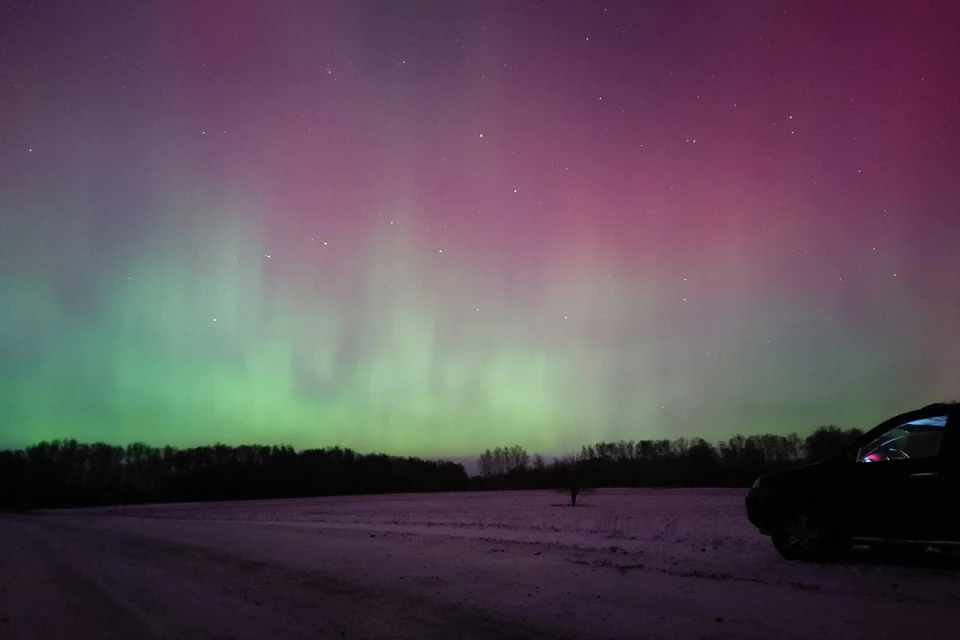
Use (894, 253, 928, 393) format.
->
(2, 489, 959, 639)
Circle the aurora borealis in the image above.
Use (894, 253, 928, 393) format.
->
(2, 1, 959, 456)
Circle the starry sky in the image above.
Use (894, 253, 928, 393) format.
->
(2, 1, 959, 456)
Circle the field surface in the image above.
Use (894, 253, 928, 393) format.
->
(2, 489, 959, 639)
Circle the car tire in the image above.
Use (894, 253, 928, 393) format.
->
(771, 505, 847, 562)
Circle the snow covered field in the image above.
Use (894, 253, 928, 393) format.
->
(2, 488, 959, 639)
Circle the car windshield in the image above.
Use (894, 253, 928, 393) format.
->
(856, 415, 947, 462)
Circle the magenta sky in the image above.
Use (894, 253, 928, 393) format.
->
(2, 1, 959, 455)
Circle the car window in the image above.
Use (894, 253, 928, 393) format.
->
(856, 415, 947, 462)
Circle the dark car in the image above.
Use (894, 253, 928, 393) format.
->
(746, 403, 960, 561)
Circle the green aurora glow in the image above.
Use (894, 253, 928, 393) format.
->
(2, 2, 959, 455)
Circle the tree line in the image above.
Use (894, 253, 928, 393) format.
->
(0, 426, 863, 511)
(0, 441, 468, 511)
(474, 426, 864, 492)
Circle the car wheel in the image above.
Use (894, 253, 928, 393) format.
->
(771, 507, 845, 562)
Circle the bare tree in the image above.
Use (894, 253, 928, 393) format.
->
(555, 455, 585, 506)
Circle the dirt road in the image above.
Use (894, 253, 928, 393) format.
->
(2, 497, 958, 639)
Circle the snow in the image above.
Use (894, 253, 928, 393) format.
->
(87, 488, 960, 600)
(3, 488, 959, 639)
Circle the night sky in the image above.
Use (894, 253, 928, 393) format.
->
(2, 1, 959, 456)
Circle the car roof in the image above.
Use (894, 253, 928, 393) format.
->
(920, 402, 960, 414)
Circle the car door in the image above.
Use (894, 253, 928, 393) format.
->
(935, 410, 960, 541)
(841, 410, 949, 541)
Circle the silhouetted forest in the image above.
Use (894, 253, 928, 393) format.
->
(0, 426, 863, 511)
(0, 442, 468, 510)
(473, 426, 864, 491)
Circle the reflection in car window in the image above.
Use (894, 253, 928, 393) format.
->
(857, 415, 947, 462)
